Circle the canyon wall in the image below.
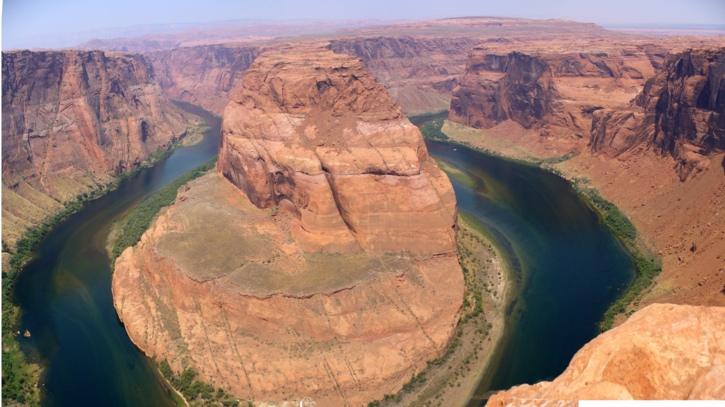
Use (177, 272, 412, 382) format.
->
(113, 45, 464, 406)
(590, 48, 725, 180)
(147, 44, 259, 114)
(329, 36, 478, 114)
(443, 43, 725, 312)
(448, 44, 661, 139)
(487, 303, 725, 405)
(2, 50, 188, 245)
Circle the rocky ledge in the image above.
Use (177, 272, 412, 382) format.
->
(487, 303, 725, 406)
(113, 45, 464, 406)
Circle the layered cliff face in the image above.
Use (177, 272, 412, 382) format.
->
(219, 44, 458, 254)
(329, 37, 478, 114)
(2, 50, 187, 245)
(487, 304, 725, 406)
(591, 48, 725, 180)
(449, 51, 561, 130)
(113, 45, 463, 406)
(448, 45, 659, 139)
(147, 44, 259, 114)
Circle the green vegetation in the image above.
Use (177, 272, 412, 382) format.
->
(2, 182, 118, 406)
(575, 184, 662, 330)
(413, 110, 661, 332)
(1, 127, 204, 405)
(408, 110, 448, 126)
(111, 159, 216, 260)
(367, 218, 501, 407)
(158, 361, 241, 406)
(416, 117, 449, 141)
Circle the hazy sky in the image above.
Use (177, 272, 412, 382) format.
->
(3, 0, 725, 49)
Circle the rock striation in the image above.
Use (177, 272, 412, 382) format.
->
(113, 45, 463, 406)
(2, 50, 187, 245)
(218, 44, 458, 254)
(329, 37, 478, 115)
(448, 45, 660, 139)
(487, 303, 725, 406)
(590, 48, 725, 180)
(147, 44, 259, 114)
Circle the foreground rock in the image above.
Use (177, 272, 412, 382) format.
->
(487, 304, 725, 405)
(113, 45, 463, 406)
(2, 50, 187, 245)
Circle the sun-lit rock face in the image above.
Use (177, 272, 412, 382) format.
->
(218, 44, 458, 254)
(1, 49, 187, 245)
(487, 304, 725, 406)
(113, 44, 464, 406)
(590, 48, 725, 180)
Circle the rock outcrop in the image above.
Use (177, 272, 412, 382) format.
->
(448, 51, 562, 130)
(487, 304, 725, 406)
(113, 45, 463, 406)
(2, 50, 187, 245)
(590, 48, 725, 180)
(147, 45, 259, 114)
(329, 37, 478, 114)
(448, 45, 660, 139)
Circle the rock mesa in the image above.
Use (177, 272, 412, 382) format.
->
(113, 45, 463, 406)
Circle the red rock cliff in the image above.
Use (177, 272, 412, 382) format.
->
(147, 44, 259, 114)
(448, 45, 660, 139)
(218, 44, 458, 254)
(590, 48, 725, 180)
(2, 50, 187, 245)
(113, 44, 464, 406)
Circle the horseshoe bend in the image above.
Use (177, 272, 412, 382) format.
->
(111, 45, 464, 405)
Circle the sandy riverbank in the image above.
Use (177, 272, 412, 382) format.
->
(376, 216, 511, 407)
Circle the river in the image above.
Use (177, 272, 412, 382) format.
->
(12, 107, 633, 406)
(425, 140, 633, 405)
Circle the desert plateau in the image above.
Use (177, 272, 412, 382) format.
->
(1, 1, 724, 407)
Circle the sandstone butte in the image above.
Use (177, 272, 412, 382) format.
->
(1, 50, 188, 246)
(112, 45, 464, 406)
(487, 303, 725, 405)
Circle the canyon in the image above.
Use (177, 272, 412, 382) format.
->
(445, 44, 725, 311)
(112, 45, 463, 405)
(3, 15, 725, 407)
(1, 50, 189, 246)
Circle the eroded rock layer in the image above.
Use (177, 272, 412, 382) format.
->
(487, 304, 725, 406)
(2, 50, 187, 245)
(448, 44, 661, 139)
(218, 45, 458, 254)
(113, 45, 463, 406)
(147, 45, 259, 114)
(590, 48, 725, 180)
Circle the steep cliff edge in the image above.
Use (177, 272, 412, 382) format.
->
(113, 45, 464, 406)
(487, 303, 725, 405)
(147, 44, 259, 114)
(2, 50, 188, 246)
(448, 45, 659, 140)
(443, 43, 724, 319)
(590, 48, 725, 180)
(329, 36, 478, 115)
